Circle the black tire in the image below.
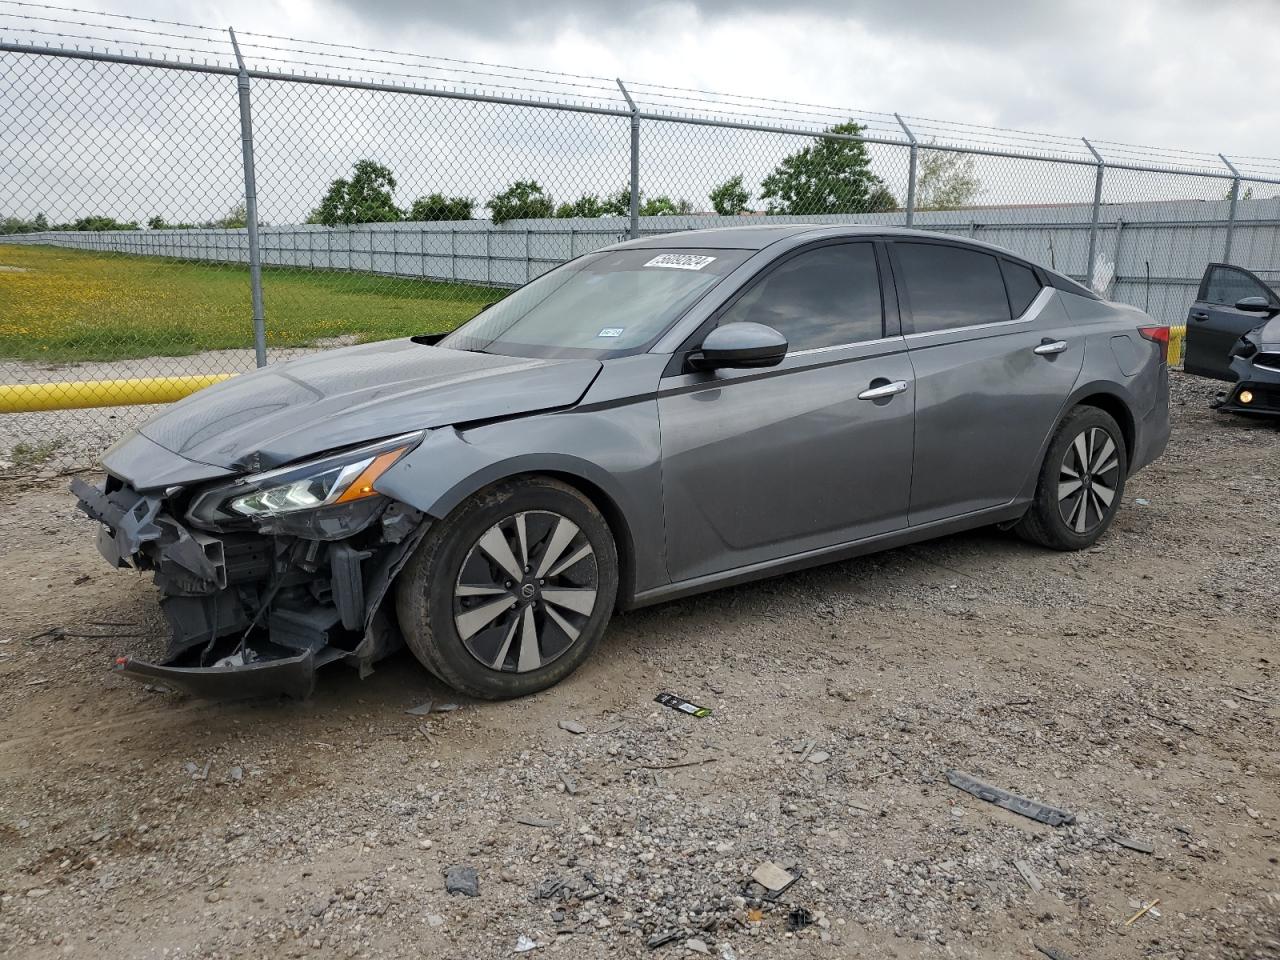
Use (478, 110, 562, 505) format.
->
(395, 476, 619, 700)
(1015, 405, 1129, 551)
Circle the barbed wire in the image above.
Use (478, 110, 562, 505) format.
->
(0, 2, 1275, 173)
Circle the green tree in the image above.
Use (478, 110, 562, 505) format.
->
(710, 175, 751, 215)
(407, 193, 475, 221)
(215, 203, 248, 229)
(1, 213, 48, 234)
(555, 194, 609, 218)
(602, 189, 633, 216)
(640, 195, 685, 216)
(760, 121, 896, 215)
(487, 180, 553, 224)
(308, 160, 402, 226)
(71, 215, 139, 231)
(916, 148, 982, 211)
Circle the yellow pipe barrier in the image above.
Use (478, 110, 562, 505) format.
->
(0, 374, 234, 413)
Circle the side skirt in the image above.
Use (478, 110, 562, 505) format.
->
(623, 501, 1029, 611)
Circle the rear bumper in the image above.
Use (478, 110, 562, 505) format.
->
(1131, 363, 1171, 474)
(72, 475, 428, 700)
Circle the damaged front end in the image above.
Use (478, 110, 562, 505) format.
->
(72, 432, 429, 699)
(1216, 320, 1280, 417)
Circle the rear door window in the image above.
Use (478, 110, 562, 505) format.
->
(895, 242, 1012, 334)
(1202, 264, 1277, 307)
(1000, 259, 1043, 317)
(717, 242, 883, 351)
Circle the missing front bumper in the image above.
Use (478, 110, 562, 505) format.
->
(73, 476, 428, 699)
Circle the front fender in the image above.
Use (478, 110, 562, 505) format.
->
(372, 402, 667, 597)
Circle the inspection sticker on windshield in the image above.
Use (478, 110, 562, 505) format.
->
(597, 327, 625, 338)
(644, 253, 716, 271)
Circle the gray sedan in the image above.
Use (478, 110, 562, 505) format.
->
(74, 225, 1171, 700)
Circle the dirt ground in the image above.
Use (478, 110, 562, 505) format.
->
(1, 371, 1277, 960)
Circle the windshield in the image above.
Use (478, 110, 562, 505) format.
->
(439, 248, 749, 358)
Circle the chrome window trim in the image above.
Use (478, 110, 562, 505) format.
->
(785, 335, 902, 358)
(902, 285, 1053, 341)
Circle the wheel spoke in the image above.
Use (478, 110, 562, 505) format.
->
(542, 588, 597, 616)
(535, 517, 580, 578)
(544, 604, 581, 642)
(456, 595, 517, 640)
(1058, 479, 1083, 501)
(1072, 492, 1089, 533)
(515, 513, 530, 568)
(1060, 463, 1080, 479)
(517, 605, 541, 672)
(456, 584, 507, 597)
(478, 525, 523, 581)
(1072, 433, 1090, 477)
(1090, 435, 1116, 473)
(547, 542, 593, 578)
(1094, 456, 1119, 477)
(1091, 480, 1115, 507)
(489, 617, 519, 670)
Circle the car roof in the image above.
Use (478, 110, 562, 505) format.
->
(606, 223, 1097, 299)
(608, 223, 1021, 257)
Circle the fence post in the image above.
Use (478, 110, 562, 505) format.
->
(1220, 154, 1240, 264)
(229, 28, 267, 368)
(895, 113, 918, 228)
(1082, 138, 1105, 291)
(616, 79, 640, 240)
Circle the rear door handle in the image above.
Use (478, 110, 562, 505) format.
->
(857, 380, 909, 400)
(1033, 340, 1069, 356)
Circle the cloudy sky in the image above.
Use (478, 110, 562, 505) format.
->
(113, 0, 1278, 163)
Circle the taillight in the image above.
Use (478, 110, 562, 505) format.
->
(1138, 325, 1170, 363)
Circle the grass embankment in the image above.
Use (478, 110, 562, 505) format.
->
(0, 243, 494, 362)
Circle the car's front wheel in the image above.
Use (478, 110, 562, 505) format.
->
(1015, 405, 1129, 551)
(395, 476, 619, 700)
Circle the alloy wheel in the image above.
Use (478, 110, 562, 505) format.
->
(452, 510, 599, 673)
(1057, 426, 1121, 535)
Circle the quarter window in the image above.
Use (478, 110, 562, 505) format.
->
(1203, 265, 1276, 307)
(718, 243, 883, 351)
(1000, 259, 1043, 317)
(896, 242, 1011, 334)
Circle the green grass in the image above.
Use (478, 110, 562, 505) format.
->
(0, 243, 497, 362)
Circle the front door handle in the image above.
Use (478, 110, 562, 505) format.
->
(1033, 339, 1069, 356)
(1190, 312, 1210, 321)
(857, 379, 909, 400)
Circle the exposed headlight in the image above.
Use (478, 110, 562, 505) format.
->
(190, 432, 422, 524)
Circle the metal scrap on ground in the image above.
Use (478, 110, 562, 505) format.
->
(945, 770, 1076, 827)
(654, 692, 712, 717)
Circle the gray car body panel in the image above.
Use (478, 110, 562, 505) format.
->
(134, 338, 602, 470)
(80, 225, 1171, 685)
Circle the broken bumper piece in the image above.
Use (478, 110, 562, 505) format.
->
(72, 475, 428, 700)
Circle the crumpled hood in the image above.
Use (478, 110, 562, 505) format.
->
(1249, 314, 1280, 350)
(137, 339, 601, 470)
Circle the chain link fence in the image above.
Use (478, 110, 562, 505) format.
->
(3, 7, 1280, 472)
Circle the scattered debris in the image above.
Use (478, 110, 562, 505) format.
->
(559, 772, 578, 795)
(1014, 859, 1044, 892)
(1124, 898, 1160, 926)
(514, 934, 537, 953)
(633, 756, 719, 771)
(1033, 943, 1074, 960)
(558, 719, 588, 734)
(787, 907, 813, 931)
(646, 931, 680, 949)
(746, 907, 764, 923)
(751, 861, 797, 893)
(1135, 498, 1151, 506)
(1114, 836, 1154, 854)
(514, 815, 557, 829)
(405, 700, 434, 716)
(945, 770, 1075, 826)
(434, 702, 460, 712)
(685, 939, 710, 954)
(654, 692, 711, 718)
(806, 750, 830, 764)
(444, 864, 479, 897)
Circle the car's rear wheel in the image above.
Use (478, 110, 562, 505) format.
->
(395, 476, 618, 700)
(1015, 406, 1128, 551)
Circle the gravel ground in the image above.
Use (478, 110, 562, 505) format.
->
(1, 371, 1278, 960)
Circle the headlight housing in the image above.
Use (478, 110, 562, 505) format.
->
(189, 432, 422, 526)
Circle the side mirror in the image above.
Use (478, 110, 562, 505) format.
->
(1235, 296, 1273, 313)
(693, 322, 788, 370)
